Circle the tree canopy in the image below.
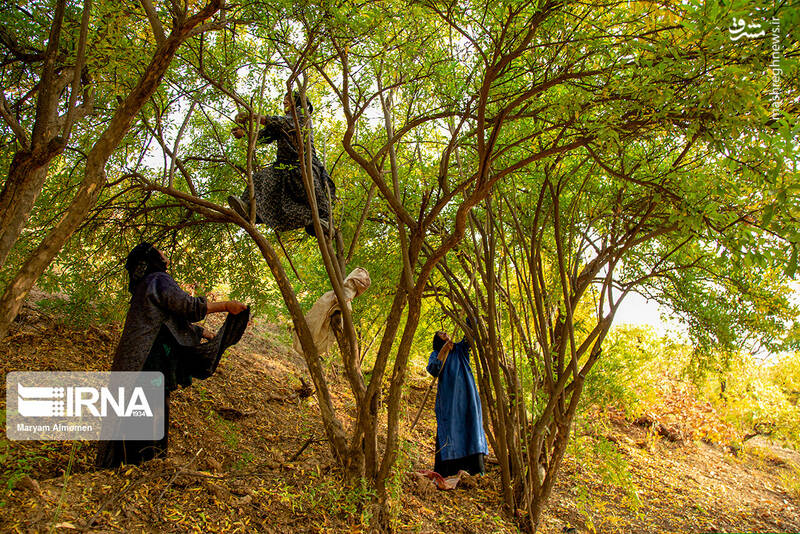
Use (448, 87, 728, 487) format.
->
(1, 0, 797, 530)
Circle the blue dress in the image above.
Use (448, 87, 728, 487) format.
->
(427, 338, 488, 465)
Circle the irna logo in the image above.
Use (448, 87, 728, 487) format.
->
(17, 384, 153, 418)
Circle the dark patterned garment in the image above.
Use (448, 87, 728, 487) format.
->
(237, 113, 336, 232)
(96, 272, 249, 469)
(109, 272, 208, 374)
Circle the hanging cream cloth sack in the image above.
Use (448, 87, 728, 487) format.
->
(292, 267, 371, 356)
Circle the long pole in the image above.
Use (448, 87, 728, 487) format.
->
(409, 341, 453, 433)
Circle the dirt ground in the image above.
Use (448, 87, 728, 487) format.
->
(1, 303, 798, 533)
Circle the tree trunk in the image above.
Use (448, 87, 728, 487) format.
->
(0, 0, 70, 267)
(357, 282, 409, 480)
(530, 415, 577, 531)
(0, 155, 52, 267)
(376, 294, 423, 494)
(246, 227, 351, 470)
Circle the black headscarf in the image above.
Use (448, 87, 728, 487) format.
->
(432, 331, 446, 353)
(291, 91, 313, 114)
(256, 92, 315, 147)
(125, 242, 167, 293)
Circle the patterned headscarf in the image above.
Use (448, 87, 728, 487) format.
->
(124, 242, 167, 293)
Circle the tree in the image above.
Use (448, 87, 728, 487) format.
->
(0, 0, 93, 267)
(2, 0, 796, 531)
(427, 0, 798, 526)
(0, 0, 225, 339)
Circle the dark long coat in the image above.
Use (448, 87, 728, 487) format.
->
(96, 272, 248, 468)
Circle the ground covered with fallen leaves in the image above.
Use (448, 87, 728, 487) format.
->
(1, 300, 799, 533)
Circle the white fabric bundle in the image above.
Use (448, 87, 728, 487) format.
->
(292, 267, 371, 356)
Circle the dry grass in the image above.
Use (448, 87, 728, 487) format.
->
(780, 463, 800, 502)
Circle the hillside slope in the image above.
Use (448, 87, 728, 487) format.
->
(1, 302, 798, 533)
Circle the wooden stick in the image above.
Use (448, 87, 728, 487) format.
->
(288, 437, 328, 462)
(409, 342, 452, 433)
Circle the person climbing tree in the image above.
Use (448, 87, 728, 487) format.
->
(228, 90, 337, 236)
(426, 323, 489, 477)
(96, 242, 250, 468)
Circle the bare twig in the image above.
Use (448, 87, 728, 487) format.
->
(0, 92, 29, 148)
(288, 437, 328, 462)
(156, 447, 204, 505)
(61, 0, 92, 138)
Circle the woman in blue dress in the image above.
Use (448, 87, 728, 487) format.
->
(426, 328, 489, 476)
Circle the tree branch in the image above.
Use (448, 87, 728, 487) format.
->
(140, 0, 167, 45)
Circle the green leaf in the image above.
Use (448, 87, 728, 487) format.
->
(761, 204, 775, 227)
(786, 246, 798, 278)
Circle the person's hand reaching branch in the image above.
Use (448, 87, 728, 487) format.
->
(438, 335, 454, 362)
(206, 300, 248, 314)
